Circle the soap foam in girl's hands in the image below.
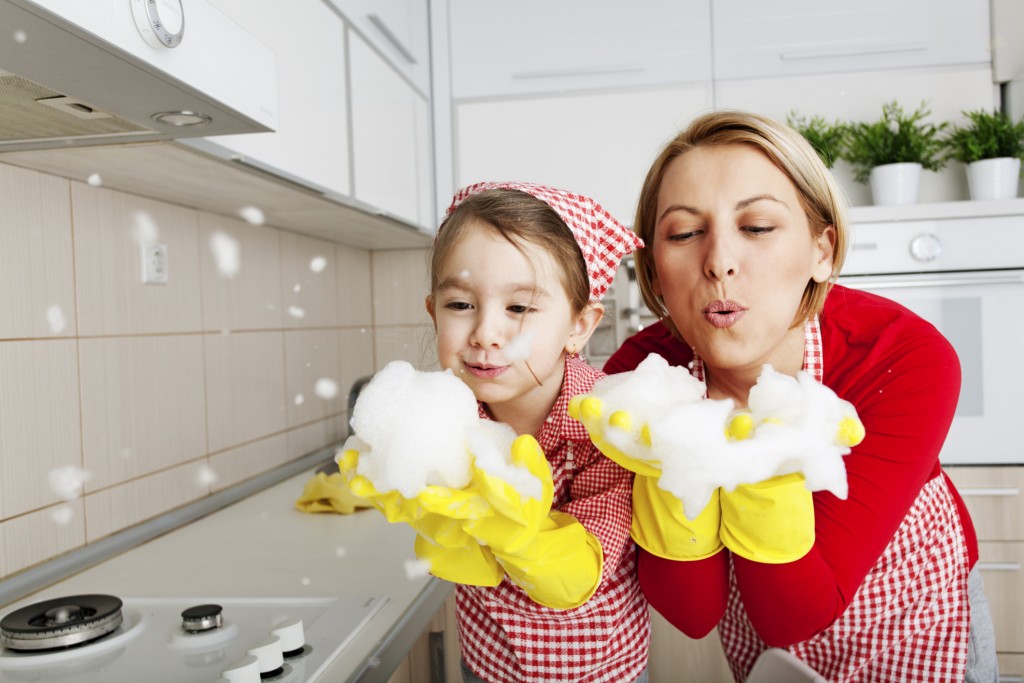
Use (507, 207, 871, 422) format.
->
(341, 360, 541, 501)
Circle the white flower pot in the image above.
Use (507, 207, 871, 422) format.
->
(966, 157, 1021, 201)
(869, 162, 923, 206)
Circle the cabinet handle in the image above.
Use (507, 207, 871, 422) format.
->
(780, 42, 925, 61)
(998, 675, 1024, 683)
(842, 274, 1024, 289)
(511, 64, 645, 80)
(958, 487, 1021, 497)
(976, 561, 1021, 572)
(367, 13, 417, 65)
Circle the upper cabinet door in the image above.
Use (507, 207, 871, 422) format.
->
(326, 0, 431, 95)
(448, 0, 712, 99)
(713, 0, 991, 81)
(204, 0, 351, 197)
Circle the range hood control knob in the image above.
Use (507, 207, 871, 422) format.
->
(271, 617, 306, 657)
(220, 654, 261, 683)
(248, 635, 285, 677)
(909, 233, 942, 262)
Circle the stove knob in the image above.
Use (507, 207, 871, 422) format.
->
(909, 233, 942, 262)
(248, 635, 284, 676)
(271, 617, 305, 657)
(220, 654, 260, 683)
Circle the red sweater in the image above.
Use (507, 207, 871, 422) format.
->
(604, 284, 977, 646)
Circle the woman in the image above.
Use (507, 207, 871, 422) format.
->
(597, 111, 996, 681)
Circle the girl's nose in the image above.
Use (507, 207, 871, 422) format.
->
(470, 309, 505, 348)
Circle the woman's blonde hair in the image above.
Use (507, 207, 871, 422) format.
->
(633, 110, 849, 335)
(430, 189, 591, 315)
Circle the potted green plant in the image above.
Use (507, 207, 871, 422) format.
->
(841, 101, 948, 206)
(945, 109, 1024, 201)
(787, 112, 847, 169)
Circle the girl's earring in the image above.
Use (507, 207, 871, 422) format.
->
(566, 344, 579, 358)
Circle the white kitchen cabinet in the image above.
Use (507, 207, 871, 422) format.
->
(350, 31, 433, 229)
(712, 0, 990, 81)
(327, 0, 431, 96)
(204, 0, 352, 197)
(447, 0, 712, 99)
(453, 85, 712, 225)
(945, 466, 1024, 666)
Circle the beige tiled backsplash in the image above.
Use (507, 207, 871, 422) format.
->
(0, 162, 431, 580)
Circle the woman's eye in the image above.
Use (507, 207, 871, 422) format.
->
(666, 228, 701, 242)
(743, 225, 776, 235)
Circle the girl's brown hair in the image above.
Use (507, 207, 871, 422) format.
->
(634, 110, 849, 335)
(430, 189, 591, 314)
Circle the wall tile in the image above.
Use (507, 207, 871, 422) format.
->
(72, 183, 202, 336)
(0, 164, 76, 340)
(371, 249, 431, 326)
(208, 433, 288, 492)
(286, 418, 342, 461)
(84, 462, 210, 542)
(336, 243, 373, 326)
(284, 329, 344, 427)
(373, 325, 437, 371)
(78, 335, 207, 491)
(339, 327, 375, 407)
(199, 213, 283, 331)
(204, 331, 287, 453)
(280, 232, 339, 328)
(0, 339, 82, 518)
(0, 500, 86, 577)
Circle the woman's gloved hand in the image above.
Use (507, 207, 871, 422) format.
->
(295, 471, 373, 515)
(568, 395, 724, 561)
(463, 434, 603, 610)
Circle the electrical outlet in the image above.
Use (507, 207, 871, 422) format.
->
(141, 243, 169, 284)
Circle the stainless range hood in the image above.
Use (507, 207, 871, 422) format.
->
(0, 0, 278, 152)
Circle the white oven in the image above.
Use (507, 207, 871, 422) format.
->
(840, 205, 1024, 465)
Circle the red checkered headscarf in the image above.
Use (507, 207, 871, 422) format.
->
(445, 181, 644, 303)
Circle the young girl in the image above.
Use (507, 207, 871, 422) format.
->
(350, 182, 650, 682)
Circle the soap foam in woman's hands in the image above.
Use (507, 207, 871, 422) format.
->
(588, 355, 863, 517)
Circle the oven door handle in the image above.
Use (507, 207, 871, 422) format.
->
(843, 273, 1024, 289)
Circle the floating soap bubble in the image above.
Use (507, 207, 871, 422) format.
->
(197, 464, 218, 487)
(86, 173, 102, 187)
(309, 256, 327, 273)
(403, 559, 431, 580)
(504, 331, 535, 361)
(293, 283, 301, 293)
(314, 378, 338, 400)
(46, 305, 66, 334)
(13, 30, 27, 43)
(49, 465, 91, 501)
(287, 306, 306, 319)
(209, 230, 240, 278)
(238, 206, 265, 225)
(294, 393, 305, 406)
(51, 504, 74, 525)
(132, 211, 159, 245)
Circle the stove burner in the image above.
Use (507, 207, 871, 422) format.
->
(181, 604, 223, 633)
(0, 595, 123, 652)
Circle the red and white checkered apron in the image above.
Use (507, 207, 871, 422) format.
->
(693, 319, 971, 682)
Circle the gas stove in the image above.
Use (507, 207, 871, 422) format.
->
(0, 593, 386, 682)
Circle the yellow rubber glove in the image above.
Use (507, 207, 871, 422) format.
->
(463, 434, 603, 610)
(568, 395, 724, 561)
(337, 447, 504, 586)
(719, 472, 815, 564)
(718, 411, 815, 564)
(295, 472, 373, 514)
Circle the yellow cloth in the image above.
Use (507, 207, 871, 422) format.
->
(295, 472, 373, 514)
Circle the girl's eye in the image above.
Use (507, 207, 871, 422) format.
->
(508, 304, 532, 315)
(444, 301, 472, 311)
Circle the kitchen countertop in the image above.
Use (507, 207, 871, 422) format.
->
(0, 469, 451, 683)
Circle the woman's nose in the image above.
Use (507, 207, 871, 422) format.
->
(704, 233, 738, 281)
